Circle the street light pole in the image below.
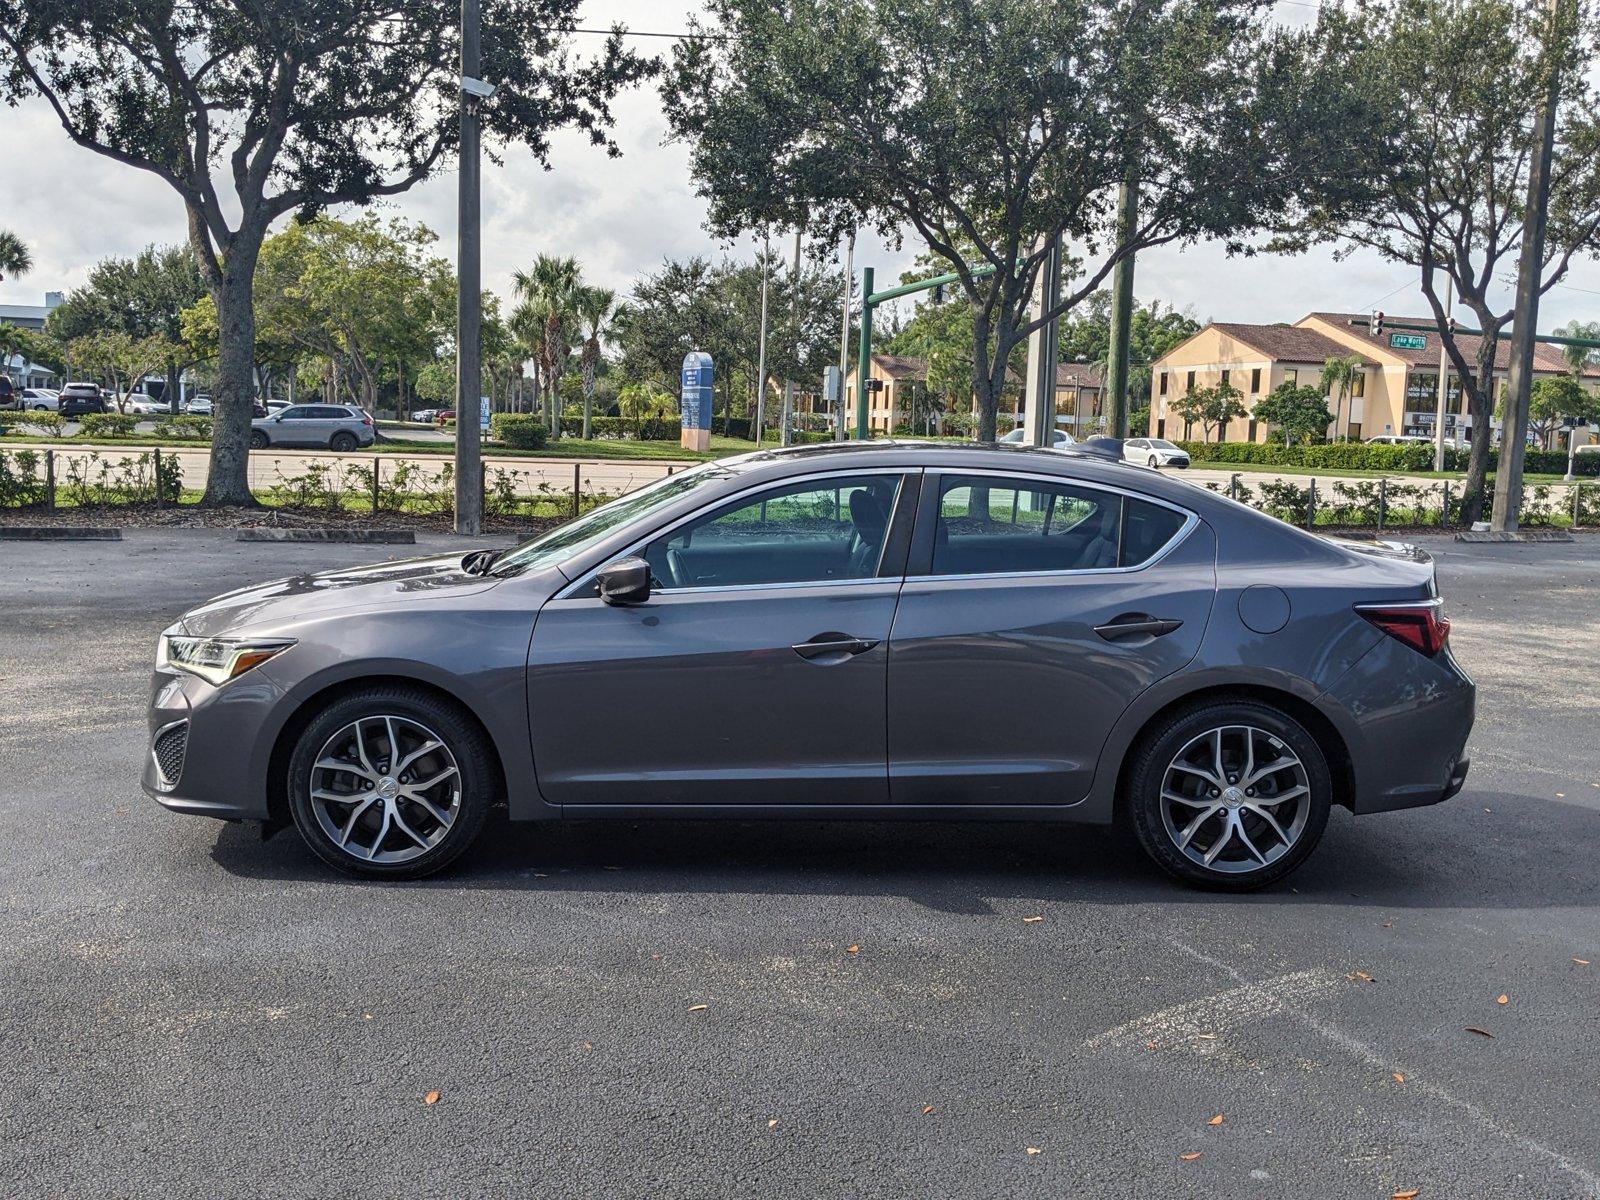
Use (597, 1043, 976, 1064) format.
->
(453, 0, 482, 536)
(1492, 0, 1566, 532)
(781, 228, 800, 447)
(1105, 178, 1139, 438)
(1433, 274, 1453, 473)
(755, 228, 769, 446)
(837, 228, 854, 442)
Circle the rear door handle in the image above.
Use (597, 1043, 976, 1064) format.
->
(792, 633, 878, 660)
(1093, 614, 1184, 641)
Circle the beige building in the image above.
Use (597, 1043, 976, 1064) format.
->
(1148, 312, 1593, 444)
(846, 354, 1104, 435)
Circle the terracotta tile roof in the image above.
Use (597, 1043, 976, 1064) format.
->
(1056, 361, 1104, 388)
(1303, 313, 1595, 375)
(1206, 322, 1374, 365)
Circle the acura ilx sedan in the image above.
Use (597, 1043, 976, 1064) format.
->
(144, 441, 1473, 890)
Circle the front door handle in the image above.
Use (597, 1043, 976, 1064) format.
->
(792, 633, 879, 660)
(1094, 614, 1184, 641)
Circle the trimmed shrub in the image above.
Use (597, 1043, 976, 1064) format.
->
(78, 413, 140, 439)
(152, 414, 213, 440)
(1179, 438, 1600, 476)
(490, 413, 549, 450)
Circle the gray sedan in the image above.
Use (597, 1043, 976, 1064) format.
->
(142, 440, 1473, 890)
(249, 403, 376, 451)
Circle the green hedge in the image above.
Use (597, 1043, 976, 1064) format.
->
(489, 413, 549, 450)
(1180, 438, 1600, 476)
(78, 413, 140, 439)
(152, 414, 212, 440)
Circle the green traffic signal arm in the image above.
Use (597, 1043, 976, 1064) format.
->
(1354, 317, 1600, 351)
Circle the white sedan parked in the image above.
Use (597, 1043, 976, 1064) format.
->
(1123, 437, 1191, 469)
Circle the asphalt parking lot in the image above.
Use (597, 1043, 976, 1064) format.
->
(2, 530, 1597, 1199)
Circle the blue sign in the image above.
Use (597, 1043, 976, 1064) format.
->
(680, 351, 714, 432)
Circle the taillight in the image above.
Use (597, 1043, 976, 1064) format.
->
(361, 412, 373, 425)
(1357, 602, 1450, 657)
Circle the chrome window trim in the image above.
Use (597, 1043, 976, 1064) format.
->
(908, 466, 1200, 583)
(552, 467, 917, 602)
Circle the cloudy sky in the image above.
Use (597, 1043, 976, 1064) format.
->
(3, 0, 1599, 334)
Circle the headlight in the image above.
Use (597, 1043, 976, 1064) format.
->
(158, 630, 295, 686)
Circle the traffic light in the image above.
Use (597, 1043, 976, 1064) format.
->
(930, 283, 946, 305)
(1368, 311, 1385, 337)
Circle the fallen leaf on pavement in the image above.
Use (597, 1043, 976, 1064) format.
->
(922, 1106, 935, 1115)
(1196, 1033, 1217, 1040)
(424, 1091, 440, 1106)
(687, 1004, 708, 1012)
(1208, 1114, 1224, 1126)
(1146, 1040, 1159, 1051)
(767, 1119, 779, 1129)
(1346, 970, 1375, 983)
(1025, 1147, 1041, 1156)
(1574, 958, 1591, 966)
(1497, 994, 1508, 1005)
(1465, 1026, 1495, 1038)
(1179, 1152, 1203, 1162)
(1392, 1190, 1420, 1199)
(1393, 1072, 1406, 1084)
(1022, 915, 1045, 923)
(846, 944, 860, 955)
(582, 1041, 593, 1051)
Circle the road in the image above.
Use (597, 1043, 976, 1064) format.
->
(2, 532, 1598, 1198)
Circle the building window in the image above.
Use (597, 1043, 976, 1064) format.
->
(1283, 368, 1298, 386)
(1248, 419, 1258, 442)
(1156, 418, 1166, 439)
(1250, 367, 1261, 393)
(1221, 369, 1231, 387)
(1352, 373, 1365, 398)
(1217, 419, 1229, 442)
(1186, 370, 1196, 392)
(1159, 372, 1168, 396)
(1348, 422, 1363, 441)
(1183, 419, 1193, 440)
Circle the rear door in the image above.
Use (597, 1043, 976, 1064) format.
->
(887, 469, 1216, 806)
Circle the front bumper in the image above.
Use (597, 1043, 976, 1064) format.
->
(140, 665, 285, 822)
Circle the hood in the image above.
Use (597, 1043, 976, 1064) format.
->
(177, 553, 501, 638)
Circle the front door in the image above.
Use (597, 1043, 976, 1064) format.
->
(888, 470, 1216, 806)
(528, 471, 914, 807)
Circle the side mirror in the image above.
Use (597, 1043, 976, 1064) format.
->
(596, 556, 652, 606)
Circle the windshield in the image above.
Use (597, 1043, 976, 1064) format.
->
(1149, 439, 1179, 450)
(491, 462, 734, 577)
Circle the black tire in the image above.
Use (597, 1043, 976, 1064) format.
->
(249, 430, 269, 449)
(286, 685, 495, 880)
(1124, 699, 1332, 892)
(329, 431, 358, 452)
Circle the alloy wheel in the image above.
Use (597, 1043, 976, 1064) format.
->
(1158, 724, 1312, 875)
(307, 714, 461, 864)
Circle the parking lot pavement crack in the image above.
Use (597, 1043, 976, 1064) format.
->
(1162, 939, 1600, 1199)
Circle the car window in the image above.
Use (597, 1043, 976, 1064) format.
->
(930, 475, 1187, 575)
(645, 474, 903, 591)
(1150, 439, 1179, 450)
(1128, 439, 1147, 449)
(278, 406, 313, 420)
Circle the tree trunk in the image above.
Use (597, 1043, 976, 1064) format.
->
(201, 252, 262, 507)
(1457, 337, 1499, 526)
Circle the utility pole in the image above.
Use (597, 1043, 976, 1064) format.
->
(754, 229, 770, 445)
(1104, 178, 1139, 438)
(1023, 235, 1062, 446)
(837, 228, 854, 441)
(1433, 274, 1453, 472)
(453, 0, 483, 536)
(1492, 0, 1565, 532)
(781, 228, 800, 447)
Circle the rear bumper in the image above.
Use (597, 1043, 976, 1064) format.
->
(1322, 640, 1476, 815)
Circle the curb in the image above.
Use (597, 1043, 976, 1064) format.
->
(0, 526, 122, 541)
(235, 528, 415, 544)
(1455, 530, 1573, 543)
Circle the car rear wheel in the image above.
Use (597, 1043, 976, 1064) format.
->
(330, 431, 358, 452)
(249, 430, 269, 449)
(286, 687, 494, 880)
(1125, 700, 1331, 891)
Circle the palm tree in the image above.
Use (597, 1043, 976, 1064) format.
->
(512, 255, 581, 436)
(574, 286, 617, 440)
(0, 230, 31, 283)
(1319, 354, 1364, 442)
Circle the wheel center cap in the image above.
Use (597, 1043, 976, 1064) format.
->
(377, 777, 400, 800)
(1222, 786, 1245, 808)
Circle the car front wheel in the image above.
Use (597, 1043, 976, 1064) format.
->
(286, 686, 495, 880)
(1125, 699, 1331, 891)
(1148, 454, 1159, 468)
